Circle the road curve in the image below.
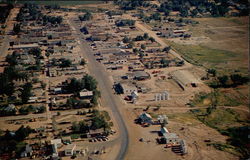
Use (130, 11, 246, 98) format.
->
(68, 18, 129, 160)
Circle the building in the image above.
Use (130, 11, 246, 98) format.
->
(12, 43, 39, 50)
(133, 71, 150, 81)
(171, 70, 200, 89)
(158, 115, 168, 124)
(138, 112, 152, 124)
(54, 88, 62, 94)
(64, 144, 83, 156)
(51, 139, 62, 148)
(65, 144, 76, 156)
(162, 132, 179, 144)
(116, 83, 138, 95)
(62, 136, 72, 144)
(20, 144, 33, 157)
(88, 128, 105, 137)
(79, 89, 93, 99)
(160, 127, 169, 135)
(4, 104, 16, 112)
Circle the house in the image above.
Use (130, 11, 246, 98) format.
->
(62, 136, 72, 144)
(12, 43, 39, 50)
(79, 89, 93, 99)
(160, 127, 169, 135)
(138, 112, 152, 124)
(28, 97, 38, 103)
(180, 140, 188, 154)
(20, 144, 33, 157)
(4, 104, 16, 112)
(162, 133, 179, 144)
(157, 115, 168, 124)
(115, 82, 137, 95)
(133, 71, 150, 80)
(131, 91, 138, 100)
(51, 139, 62, 148)
(65, 144, 76, 156)
(88, 128, 105, 137)
(54, 88, 62, 94)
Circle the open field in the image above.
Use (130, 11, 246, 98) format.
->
(15, 1, 104, 6)
(165, 16, 249, 75)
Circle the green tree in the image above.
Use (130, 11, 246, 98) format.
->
(141, 44, 146, 50)
(59, 58, 72, 68)
(207, 69, 217, 77)
(21, 82, 33, 104)
(123, 36, 130, 43)
(218, 75, 228, 87)
(28, 48, 41, 57)
(13, 23, 21, 34)
(163, 46, 171, 53)
(143, 33, 149, 40)
(80, 59, 86, 66)
(149, 37, 155, 42)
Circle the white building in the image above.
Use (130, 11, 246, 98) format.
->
(65, 144, 76, 156)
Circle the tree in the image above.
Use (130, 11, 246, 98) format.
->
(15, 125, 32, 141)
(163, 46, 171, 53)
(141, 44, 146, 50)
(207, 69, 217, 77)
(28, 48, 41, 57)
(79, 121, 89, 133)
(133, 48, 139, 53)
(21, 82, 33, 104)
(80, 59, 86, 66)
(143, 33, 149, 40)
(127, 42, 134, 49)
(122, 36, 130, 43)
(59, 58, 72, 68)
(218, 75, 228, 87)
(149, 37, 155, 42)
(134, 35, 144, 41)
(230, 74, 248, 86)
(37, 106, 46, 113)
(72, 122, 80, 133)
(91, 116, 109, 130)
(79, 12, 93, 21)
(13, 23, 21, 34)
(83, 74, 97, 91)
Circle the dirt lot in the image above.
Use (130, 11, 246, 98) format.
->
(123, 108, 238, 160)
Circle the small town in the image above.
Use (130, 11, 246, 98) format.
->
(0, 1, 249, 160)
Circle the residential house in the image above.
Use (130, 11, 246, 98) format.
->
(20, 144, 33, 157)
(116, 82, 138, 95)
(79, 89, 93, 99)
(138, 112, 152, 124)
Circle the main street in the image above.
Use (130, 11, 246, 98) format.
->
(68, 18, 129, 160)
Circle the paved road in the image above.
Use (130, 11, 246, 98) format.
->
(68, 18, 129, 160)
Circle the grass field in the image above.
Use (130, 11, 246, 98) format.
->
(166, 41, 247, 73)
(191, 108, 249, 158)
(165, 17, 248, 75)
